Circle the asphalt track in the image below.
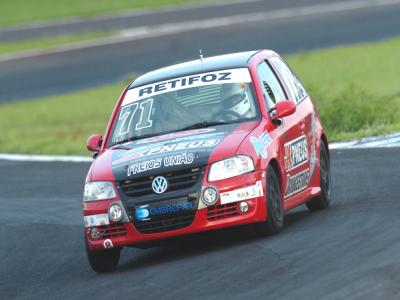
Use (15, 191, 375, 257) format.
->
(2, 0, 400, 102)
(1, 147, 400, 299)
(0, 0, 346, 42)
(1, 3, 400, 299)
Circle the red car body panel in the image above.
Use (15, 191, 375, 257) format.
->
(83, 50, 328, 251)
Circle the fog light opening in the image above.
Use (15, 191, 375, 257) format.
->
(239, 201, 249, 213)
(202, 187, 218, 206)
(89, 228, 102, 240)
(108, 203, 123, 222)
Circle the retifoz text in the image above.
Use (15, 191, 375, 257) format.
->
(138, 72, 232, 97)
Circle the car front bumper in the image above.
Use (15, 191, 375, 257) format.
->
(84, 170, 267, 251)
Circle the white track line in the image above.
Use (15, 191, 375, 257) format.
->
(329, 132, 400, 149)
(0, 0, 262, 32)
(0, 133, 399, 162)
(0, 153, 92, 163)
(1, 0, 400, 63)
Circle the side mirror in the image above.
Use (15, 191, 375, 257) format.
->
(271, 100, 296, 122)
(87, 134, 103, 153)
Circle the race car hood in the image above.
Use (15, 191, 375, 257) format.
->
(90, 121, 258, 181)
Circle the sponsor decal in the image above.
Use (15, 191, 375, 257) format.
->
(113, 147, 153, 166)
(137, 72, 231, 97)
(284, 169, 309, 198)
(135, 205, 150, 221)
(123, 68, 251, 105)
(126, 153, 195, 176)
(135, 202, 194, 221)
(135, 128, 215, 144)
(220, 181, 264, 204)
(114, 138, 221, 166)
(250, 132, 273, 159)
(163, 152, 195, 167)
(84, 214, 109, 227)
(284, 135, 308, 171)
(127, 158, 162, 176)
(116, 98, 154, 138)
(103, 239, 114, 249)
(309, 111, 318, 178)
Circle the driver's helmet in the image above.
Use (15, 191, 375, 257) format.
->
(221, 83, 251, 116)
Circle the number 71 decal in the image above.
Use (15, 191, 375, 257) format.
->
(118, 98, 154, 136)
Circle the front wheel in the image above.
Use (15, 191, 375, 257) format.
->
(255, 165, 284, 235)
(306, 141, 332, 211)
(85, 236, 121, 273)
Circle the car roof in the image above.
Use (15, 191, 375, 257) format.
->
(129, 50, 262, 88)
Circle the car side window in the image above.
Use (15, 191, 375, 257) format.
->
(256, 61, 286, 110)
(270, 56, 307, 103)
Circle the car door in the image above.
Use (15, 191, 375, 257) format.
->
(255, 60, 306, 202)
(268, 56, 313, 201)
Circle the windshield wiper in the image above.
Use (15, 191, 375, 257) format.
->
(110, 133, 160, 148)
(111, 121, 230, 148)
(179, 121, 231, 131)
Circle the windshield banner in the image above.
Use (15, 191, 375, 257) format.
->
(122, 68, 251, 105)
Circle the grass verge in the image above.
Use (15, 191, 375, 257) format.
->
(287, 37, 400, 141)
(0, 84, 125, 155)
(0, 0, 205, 29)
(0, 32, 112, 55)
(1, 38, 400, 155)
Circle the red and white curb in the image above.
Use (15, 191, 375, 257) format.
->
(329, 132, 400, 149)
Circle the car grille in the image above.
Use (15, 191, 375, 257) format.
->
(94, 223, 128, 240)
(126, 196, 198, 234)
(133, 214, 194, 234)
(207, 203, 240, 221)
(119, 167, 202, 197)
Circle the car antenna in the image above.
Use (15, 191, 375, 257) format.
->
(199, 49, 204, 61)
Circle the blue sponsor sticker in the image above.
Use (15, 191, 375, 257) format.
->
(149, 202, 194, 215)
(250, 132, 273, 159)
(135, 202, 194, 221)
(135, 205, 150, 221)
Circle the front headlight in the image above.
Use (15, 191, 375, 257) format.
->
(84, 181, 116, 201)
(208, 155, 254, 182)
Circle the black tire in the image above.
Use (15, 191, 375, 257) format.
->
(255, 165, 284, 235)
(85, 236, 121, 273)
(306, 141, 332, 211)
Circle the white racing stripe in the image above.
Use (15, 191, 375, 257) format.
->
(123, 68, 251, 105)
(1, 0, 400, 62)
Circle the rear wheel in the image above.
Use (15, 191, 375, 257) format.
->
(85, 236, 121, 273)
(255, 165, 284, 235)
(306, 141, 332, 211)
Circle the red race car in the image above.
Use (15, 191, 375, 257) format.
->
(83, 50, 331, 272)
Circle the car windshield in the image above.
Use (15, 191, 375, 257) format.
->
(110, 68, 259, 146)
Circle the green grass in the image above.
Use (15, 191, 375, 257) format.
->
(1, 37, 400, 155)
(0, 32, 112, 55)
(0, 83, 126, 155)
(0, 0, 205, 28)
(286, 37, 400, 141)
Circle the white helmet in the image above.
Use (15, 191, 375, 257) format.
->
(221, 84, 251, 116)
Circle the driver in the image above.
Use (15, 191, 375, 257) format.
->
(154, 91, 202, 131)
(220, 83, 253, 118)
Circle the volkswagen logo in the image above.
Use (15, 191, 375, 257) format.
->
(152, 176, 168, 194)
